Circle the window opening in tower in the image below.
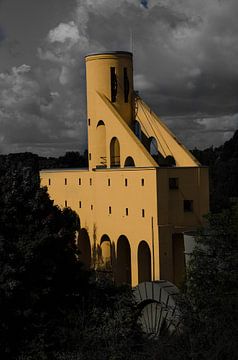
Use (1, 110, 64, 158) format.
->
(124, 68, 129, 103)
(110, 67, 117, 102)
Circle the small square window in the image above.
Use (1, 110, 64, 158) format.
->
(169, 177, 179, 189)
(88, 118, 91, 126)
(64, 178, 67, 185)
(142, 209, 145, 217)
(48, 179, 51, 186)
(79, 201, 82, 208)
(65, 200, 68, 207)
(90, 178, 92, 186)
(141, 178, 144, 186)
(91, 204, 93, 210)
(184, 200, 193, 212)
(108, 179, 111, 186)
(109, 206, 112, 214)
(125, 178, 128, 187)
(125, 208, 129, 216)
(79, 178, 81, 185)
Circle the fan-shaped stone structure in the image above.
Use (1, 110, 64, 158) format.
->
(134, 281, 181, 338)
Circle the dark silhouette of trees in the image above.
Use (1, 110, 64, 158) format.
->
(0, 155, 89, 358)
(39, 150, 88, 169)
(0, 154, 145, 359)
(181, 206, 238, 360)
(192, 130, 238, 212)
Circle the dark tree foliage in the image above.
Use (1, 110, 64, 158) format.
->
(0, 153, 147, 360)
(191, 130, 238, 212)
(64, 279, 145, 360)
(39, 150, 88, 169)
(0, 155, 89, 359)
(181, 205, 238, 360)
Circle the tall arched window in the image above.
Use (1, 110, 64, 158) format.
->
(96, 120, 106, 167)
(138, 240, 151, 283)
(149, 137, 158, 156)
(134, 120, 142, 141)
(116, 235, 131, 285)
(110, 137, 120, 167)
(100, 235, 112, 270)
(78, 228, 91, 269)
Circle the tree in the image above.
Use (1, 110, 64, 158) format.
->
(0, 155, 89, 359)
(181, 206, 238, 360)
(191, 130, 238, 212)
(67, 279, 144, 360)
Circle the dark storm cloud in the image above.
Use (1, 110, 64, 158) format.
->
(0, 25, 5, 42)
(0, 0, 238, 155)
(0, 64, 87, 155)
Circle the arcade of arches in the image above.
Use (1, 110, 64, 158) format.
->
(77, 229, 155, 286)
(77, 229, 185, 286)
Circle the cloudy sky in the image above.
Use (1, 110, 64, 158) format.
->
(0, 0, 237, 156)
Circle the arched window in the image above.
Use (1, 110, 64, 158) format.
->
(96, 120, 106, 167)
(124, 156, 135, 167)
(134, 120, 142, 140)
(110, 137, 120, 167)
(97, 120, 105, 127)
(138, 241, 151, 283)
(100, 235, 112, 270)
(116, 235, 131, 285)
(149, 137, 158, 156)
(78, 228, 91, 269)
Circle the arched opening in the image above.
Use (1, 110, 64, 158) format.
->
(164, 155, 176, 167)
(110, 137, 120, 167)
(149, 136, 169, 166)
(138, 241, 151, 283)
(78, 228, 91, 269)
(96, 120, 106, 167)
(100, 235, 112, 270)
(172, 233, 185, 286)
(134, 120, 142, 140)
(124, 156, 135, 167)
(149, 137, 158, 156)
(116, 235, 131, 285)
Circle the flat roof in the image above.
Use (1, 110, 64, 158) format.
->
(85, 51, 132, 59)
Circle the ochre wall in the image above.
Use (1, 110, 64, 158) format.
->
(41, 167, 159, 286)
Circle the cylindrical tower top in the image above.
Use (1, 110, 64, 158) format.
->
(85, 51, 134, 127)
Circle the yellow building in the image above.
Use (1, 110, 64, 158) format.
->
(40, 51, 209, 287)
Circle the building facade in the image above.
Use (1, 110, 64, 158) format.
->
(40, 52, 209, 287)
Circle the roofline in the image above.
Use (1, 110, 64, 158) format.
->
(40, 165, 208, 173)
(85, 51, 132, 59)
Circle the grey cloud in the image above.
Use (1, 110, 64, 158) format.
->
(1, 0, 238, 155)
(0, 25, 5, 43)
(0, 64, 87, 155)
(163, 113, 238, 149)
